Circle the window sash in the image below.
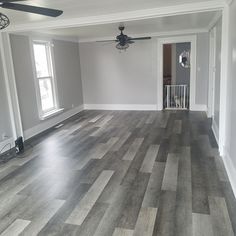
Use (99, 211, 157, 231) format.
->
(32, 40, 58, 118)
(38, 77, 56, 113)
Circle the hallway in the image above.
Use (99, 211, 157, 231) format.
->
(0, 110, 235, 235)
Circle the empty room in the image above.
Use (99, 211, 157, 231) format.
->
(0, 0, 236, 235)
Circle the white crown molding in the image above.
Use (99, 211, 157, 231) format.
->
(84, 104, 157, 111)
(10, 31, 80, 43)
(225, 0, 234, 5)
(79, 28, 208, 43)
(4, 1, 225, 32)
(208, 11, 222, 30)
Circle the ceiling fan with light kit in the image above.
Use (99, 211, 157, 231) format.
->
(0, 0, 63, 30)
(97, 25, 152, 51)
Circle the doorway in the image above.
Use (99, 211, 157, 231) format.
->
(157, 36, 197, 111)
(163, 43, 190, 110)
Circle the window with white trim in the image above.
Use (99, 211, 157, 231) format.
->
(32, 40, 60, 119)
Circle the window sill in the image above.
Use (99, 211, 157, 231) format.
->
(40, 108, 64, 120)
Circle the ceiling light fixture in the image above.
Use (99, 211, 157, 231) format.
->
(116, 43, 129, 51)
(0, 12, 10, 30)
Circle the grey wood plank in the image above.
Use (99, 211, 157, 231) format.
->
(0, 219, 31, 236)
(209, 196, 234, 236)
(145, 113, 156, 124)
(74, 202, 108, 236)
(192, 213, 214, 236)
(191, 141, 210, 214)
(175, 147, 192, 236)
(37, 183, 90, 236)
(89, 137, 119, 160)
(112, 132, 131, 152)
(94, 185, 129, 236)
(98, 160, 132, 204)
(95, 115, 113, 128)
(89, 114, 103, 123)
(161, 153, 179, 191)
(19, 199, 64, 236)
(113, 228, 134, 236)
(66, 170, 114, 226)
(140, 145, 159, 173)
(123, 138, 144, 161)
(133, 207, 157, 236)
(173, 120, 182, 134)
(152, 190, 176, 236)
(117, 172, 150, 229)
(142, 162, 165, 208)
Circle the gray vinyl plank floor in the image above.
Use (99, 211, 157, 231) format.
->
(0, 110, 235, 236)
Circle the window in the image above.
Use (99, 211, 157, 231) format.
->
(32, 40, 61, 119)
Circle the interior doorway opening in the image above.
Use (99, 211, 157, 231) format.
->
(163, 42, 191, 110)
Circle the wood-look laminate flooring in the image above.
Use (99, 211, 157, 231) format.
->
(0, 110, 235, 236)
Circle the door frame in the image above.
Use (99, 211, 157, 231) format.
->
(157, 35, 197, 110)
(207, 27, 217, 118)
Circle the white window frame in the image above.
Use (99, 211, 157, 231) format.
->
(31, 39, 62, 120)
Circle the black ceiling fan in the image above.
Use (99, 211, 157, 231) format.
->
(97, 25, 151, 50)
(0, 0, 63, 30)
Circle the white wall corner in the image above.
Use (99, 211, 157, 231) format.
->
(222, 147, 236, 198)
(84, 104, 157, 111)
(24, 105, 84, 140)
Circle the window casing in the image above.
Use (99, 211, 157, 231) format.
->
(32, 40, 60, 119)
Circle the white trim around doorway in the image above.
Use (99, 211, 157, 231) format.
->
(157, 35, 197, 111)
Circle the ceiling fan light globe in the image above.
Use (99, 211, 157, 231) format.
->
(0, 12, 10, 30)
(116, 43, 129, 50)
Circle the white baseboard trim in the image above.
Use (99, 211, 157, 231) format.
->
(222, 147, 236, 198)
(0, 137, 15, 154)
(212, 118, 219, 145)
(24, 105, 84, 140)
(191, 104, 207, 111)
(84, 104, 157, 111)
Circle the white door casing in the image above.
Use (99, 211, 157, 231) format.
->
(157, 35, 197, 111)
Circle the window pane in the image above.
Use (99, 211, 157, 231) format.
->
(39, 78, 54, 112)
(33, 43, 50, 78)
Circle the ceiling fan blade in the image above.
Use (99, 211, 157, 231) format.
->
(0, 3, 63, 17)
(96, 40, 118, 43)
(129, 37, 152, 40)
(1, 0, 27, 2)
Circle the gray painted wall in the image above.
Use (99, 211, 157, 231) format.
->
(213, 18, 222, 128)
(0, 54, 12, 141)
(175, 42, 191, 87)
(80, 39, 158, 105)
(10, 34, 84, 131)
(225, 0, 236, 169)
(80, 33, 209, 107)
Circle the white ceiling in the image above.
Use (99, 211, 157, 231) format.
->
(33, 11, 219, 41)
(0, 0, 224, 26)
